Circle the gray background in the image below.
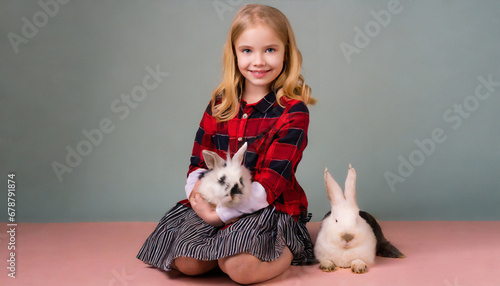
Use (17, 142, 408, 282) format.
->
(1, 0, 499, 223)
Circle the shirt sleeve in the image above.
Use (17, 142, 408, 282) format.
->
(188, 102, 218, 176)
(252, 101, 309, 205)
(184, 168, 206, 199)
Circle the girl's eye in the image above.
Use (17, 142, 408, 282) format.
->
(242, 49, 251, 54)
(266, 48, 275, 53)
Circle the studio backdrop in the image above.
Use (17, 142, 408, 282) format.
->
(1, 0, 499, 222)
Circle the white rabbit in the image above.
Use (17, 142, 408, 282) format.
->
(198, 143, 252, 208)
(314, 164, 376, 274)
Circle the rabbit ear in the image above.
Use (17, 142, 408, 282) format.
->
(202, 150, 225, 170)
(232, 142, 247, 166)
(344, 164, 358, 206)
(324, 168, 345, 205)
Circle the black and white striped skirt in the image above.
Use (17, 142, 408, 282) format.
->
(136, 203, 315, 271)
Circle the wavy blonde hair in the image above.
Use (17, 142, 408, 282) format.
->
(211, 4, 316, 122)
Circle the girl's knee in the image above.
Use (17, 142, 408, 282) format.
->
(218, 255, 261, 284)
(172, 257, 218, 276)
(218, 249, 293, 284)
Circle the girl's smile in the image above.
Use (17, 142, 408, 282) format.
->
(249, 69, 271, 78)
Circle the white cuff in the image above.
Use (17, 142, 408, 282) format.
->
(216, 181, 269, 223)
(185, 169, 207, 199)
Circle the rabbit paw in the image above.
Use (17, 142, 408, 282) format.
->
(319, 260, 338, 272)
(351, 259, 367, 274)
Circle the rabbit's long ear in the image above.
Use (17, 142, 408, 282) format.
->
(344, 164, 358, 206)
(325, 168, 345, 205)
(202, 150, 225, 170)
(232, 142, 247, 166)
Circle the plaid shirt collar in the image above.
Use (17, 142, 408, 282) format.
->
(241, 91, 277, 113)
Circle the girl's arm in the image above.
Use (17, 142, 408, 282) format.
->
(188, 179, 224, 227)
(186, 102, 216, 190)
(184, 168, 206, 198)
(252, 101, 309, 208)
(185, 103, 226, 226)
(186, 103, 269, 224)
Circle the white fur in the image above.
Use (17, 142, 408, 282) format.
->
(198, 143, 252, 208)
(314, 165, 376, 273)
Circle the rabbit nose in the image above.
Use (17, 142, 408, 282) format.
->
(341, 233, 354, 243)
(230, 184, 242, 196)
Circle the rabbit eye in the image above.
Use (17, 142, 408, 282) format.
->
(335, 219, 338, 223)
(239, 177, 244, 186)
(218, 175, 226, 185)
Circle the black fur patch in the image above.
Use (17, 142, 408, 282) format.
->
(198, 170, 210, 179)
(323, 210, 332, 220)
(218, 175, 227, 185)
(359, 211, 406, 258)
(230, 184, 242, 196)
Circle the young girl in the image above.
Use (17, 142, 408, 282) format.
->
(137, 4, 316, 284)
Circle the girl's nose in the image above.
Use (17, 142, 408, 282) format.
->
(253, 53, 265, 66)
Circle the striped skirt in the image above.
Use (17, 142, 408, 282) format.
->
(136, 203, 315, 271)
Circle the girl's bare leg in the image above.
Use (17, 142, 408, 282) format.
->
(218, 247, 294, 284)
(171, 257, 218, 276)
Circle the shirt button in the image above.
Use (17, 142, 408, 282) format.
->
(242, 113, 248, 119)
(238, 137, 243, 142)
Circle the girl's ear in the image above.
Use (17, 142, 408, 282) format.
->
(232, 142, 247, 166)
(324, 168, 345, 205)
(202, 150, 225, 170)
(344, 164, 358, 207)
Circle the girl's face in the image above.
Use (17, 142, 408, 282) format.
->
(234, 24, 285, 95)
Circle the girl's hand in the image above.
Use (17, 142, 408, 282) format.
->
(189, 180, 224, 227)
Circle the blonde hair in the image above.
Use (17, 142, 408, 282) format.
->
(211, 4, 316, 122)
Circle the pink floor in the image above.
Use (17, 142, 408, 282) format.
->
(1, 221, 499, 286)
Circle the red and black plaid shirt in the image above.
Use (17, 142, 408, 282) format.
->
(183, 91, 310, 220)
